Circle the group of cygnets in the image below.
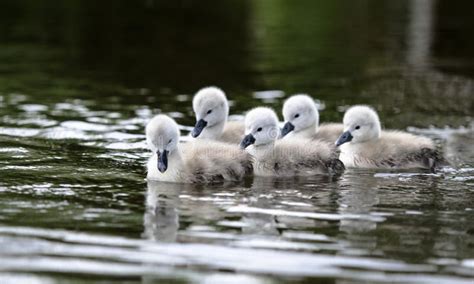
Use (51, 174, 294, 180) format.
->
(146, 87, 440, 183)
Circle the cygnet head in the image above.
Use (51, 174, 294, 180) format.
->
(335, 105, 381, 146)
(240, 107, 280, 149)
(191, 86, 229, 138)
(281, 94, 319, 137)
(146, 115, 180, 173)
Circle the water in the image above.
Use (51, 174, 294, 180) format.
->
(0, 0, 473, 283)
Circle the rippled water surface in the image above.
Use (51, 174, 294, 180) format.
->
(0, 1, 473, 283)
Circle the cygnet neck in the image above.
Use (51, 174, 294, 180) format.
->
(247, 140, 274, 156)
(198, 120, 226, 140)
(299, 121, 318, 138)
(285, 121, 317, 139)
(168, 147, 184, 168)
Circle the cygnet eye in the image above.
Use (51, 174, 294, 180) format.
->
(207, 109, 212, 114)
(257, 127, 263, 132)
(168, 139, 173, 144)
(294, 114, 300, 118)
(355, 125, 360, 130)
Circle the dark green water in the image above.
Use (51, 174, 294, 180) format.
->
(0, 1, 473, 283)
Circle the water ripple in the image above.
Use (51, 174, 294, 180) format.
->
(226, 205, 387, 222)
(1, 226, 473, 283)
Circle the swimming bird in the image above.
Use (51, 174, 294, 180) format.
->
(335, 105, 440, 172)
(146, 115, 252, 183)
(240, 107, 344, 177)
(191, 86, 244, 144)
(281, 94, 344, 143)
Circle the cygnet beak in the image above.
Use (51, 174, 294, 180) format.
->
(281, 122, 295, 137)
(335, 131, 353, 146)
(157, 150, 169, 173)
(240, 134, 256, 149)
(191, 119, 208, 138)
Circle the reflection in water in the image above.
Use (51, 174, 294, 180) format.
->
(143, 181, 182, 242)
(241, 178, 288, 236)
(338, 171, 381, 235)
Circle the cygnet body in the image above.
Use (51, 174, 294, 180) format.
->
(240, 107, 344, 177)
(335, 105, 440, 171)
(146, 115, 252, 183)
(191, 86, 244, 144)
(281, 94, 344, 143)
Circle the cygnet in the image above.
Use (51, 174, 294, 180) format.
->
(191, 86, 244, 144)
(335, 105, 440, 172)
(281, 94, 344, 143)
(147, 115, 252, 183)
(240, 107, 344, 177)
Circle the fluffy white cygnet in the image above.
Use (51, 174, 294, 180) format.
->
(240, 107, 344, 177)
(191, 86, 244, 144)
(281, 94, 344, 143)
(146, 115, 252, 183)
(335, 105, 440, 171)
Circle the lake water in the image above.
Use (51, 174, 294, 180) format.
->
(0, 1, 473, 283)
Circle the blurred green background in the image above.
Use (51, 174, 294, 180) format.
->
(0, 0, 473, 127)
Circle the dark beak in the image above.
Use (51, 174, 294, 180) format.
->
(157, 150, 169, 173)
(240, 134, 256, 149)
(191, 119, 208, 138)
(335, 131, 353, 146)
(281, 122, 295, 137)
